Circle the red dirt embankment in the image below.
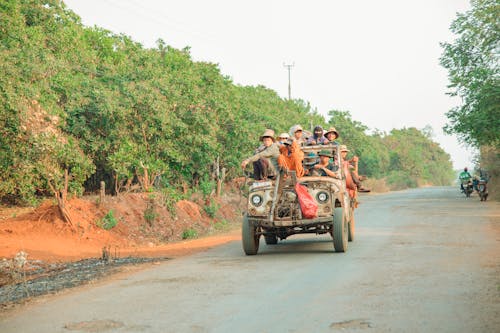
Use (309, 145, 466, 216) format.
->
(0, 191, 245, 263)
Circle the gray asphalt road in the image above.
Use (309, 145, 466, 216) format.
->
(1, 187, 499, 333)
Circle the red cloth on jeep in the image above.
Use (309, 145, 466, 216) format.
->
(295, 183, 318, 219)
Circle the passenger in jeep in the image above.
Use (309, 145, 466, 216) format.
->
(241, 129, 280, 180)
(278, 138, 305, 177)
(339, 145, 369, 192)
(306, 125, 329, 145)
(289, 124, 307, 146)
(324, 127, 340, 145)
(313, 149, 339, 178)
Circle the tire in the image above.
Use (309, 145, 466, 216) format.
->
(264, 233, 278, 245)
(333, 207, 348, 252)
(348, 207, 355, 242)
(242, 213, 259, 255)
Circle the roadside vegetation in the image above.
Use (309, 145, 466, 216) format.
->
(0, 0, 454, 220)
(440, 0, 499, 200)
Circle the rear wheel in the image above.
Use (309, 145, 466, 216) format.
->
(242, 213, 259, 255)
(333, 207, 348, 252)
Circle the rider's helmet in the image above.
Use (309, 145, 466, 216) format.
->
(464, 167, 468, 171)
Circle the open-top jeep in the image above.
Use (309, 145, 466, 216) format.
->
(242, 144, 355, 255)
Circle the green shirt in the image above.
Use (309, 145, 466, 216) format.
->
(459, 171, 472, 182)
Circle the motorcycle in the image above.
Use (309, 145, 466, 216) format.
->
(477, 179, 488, 201)
(461, 180, 473, 198)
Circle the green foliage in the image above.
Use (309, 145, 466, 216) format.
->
(386, 171, 418, 190)
(97, 210, 118, 230)
(327, 111, 454, 187)
(199, 176, 215, 200)
(440, 0, 500, 148)
(0, 0, 457, 204)
(213, 219, 230, 231)
(181, 228, 198, 240)
(161, 186, 185, 216)
(144, 205, 157, 226)
(203, 199, 219, 218)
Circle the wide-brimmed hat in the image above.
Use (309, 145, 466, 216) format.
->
(339, 145, 349, 152)
(324, 127, 339, 139)
(278, 132, 290, 140)
(260, 129, 275, 141)
(318, 149, 333, 158)
(289, 124, 303, 135)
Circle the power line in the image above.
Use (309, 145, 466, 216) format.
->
(100, 0, 217, 47)
(283, 62, 294, 100)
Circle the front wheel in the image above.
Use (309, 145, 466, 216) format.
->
(333, 207, 348, 252)
(348, 206, 355, 242)
(242, 214, 259, 255)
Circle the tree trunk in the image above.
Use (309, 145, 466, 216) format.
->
(47, 170, 75, 229)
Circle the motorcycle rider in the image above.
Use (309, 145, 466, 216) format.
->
(459, 167, 472, 193)
(473, 164, 490, 194)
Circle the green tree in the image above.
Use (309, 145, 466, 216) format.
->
(440, 0, 500, 148)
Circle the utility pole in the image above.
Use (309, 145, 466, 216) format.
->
(283, 62, 294, 100)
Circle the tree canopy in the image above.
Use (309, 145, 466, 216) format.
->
(440, 0, 500, 148)
(0, 0, 454, 205)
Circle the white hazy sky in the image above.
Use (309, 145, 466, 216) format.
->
(64, 0, 477, 169)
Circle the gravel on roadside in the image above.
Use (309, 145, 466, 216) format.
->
(0, 256, 170, 309)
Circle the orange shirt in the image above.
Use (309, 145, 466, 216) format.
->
(278, 141, 305, 177)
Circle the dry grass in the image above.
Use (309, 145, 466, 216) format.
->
(362, 178, 390, 193)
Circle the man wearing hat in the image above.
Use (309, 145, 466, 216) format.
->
(289, 124, 306, 146)
(313, 149, 339, 178)
(241, 129, 280, 180)
(277, 132, 290, 146)
(339, 145, 368, 191)
(278, 138, 304, 177)
(324, 127, 340, 145)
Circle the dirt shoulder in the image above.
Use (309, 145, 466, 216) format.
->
(0, 187, 245, 263)
(0, 189, 244, 308)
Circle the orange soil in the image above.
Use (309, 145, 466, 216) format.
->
(0, 191, 244, 263)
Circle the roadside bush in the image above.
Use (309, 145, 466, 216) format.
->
(199, 177, 215, 200)
(213, 219, 229, 231)
(97, 210, 118, 230)
(362, 178, 389, 193)
(160, 187, 186, 217)
(204, 199, 219, 218)
(182, 228, 198, 239)
(386, 171, 417, 190)
(144, 205, 157, 226)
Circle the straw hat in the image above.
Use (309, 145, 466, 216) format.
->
(289, 124, 303, 136)
(339, 145, 349, 152)
(324, 127, 339, 138)
(260, 129, 276, 141)
(278, 132, 290, 140)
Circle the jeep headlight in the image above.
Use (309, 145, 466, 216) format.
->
(316, 191, 329, 203)
(251, 194, 263, 206)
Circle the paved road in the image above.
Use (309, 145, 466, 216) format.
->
(1, 187, 499, 333)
